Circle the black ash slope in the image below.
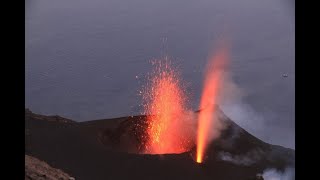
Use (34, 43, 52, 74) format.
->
(25, 108, 294, 180)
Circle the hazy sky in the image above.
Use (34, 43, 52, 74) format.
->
(26, 0, 294, 149)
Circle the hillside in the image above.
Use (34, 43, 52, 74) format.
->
(25, 108, 294, 180)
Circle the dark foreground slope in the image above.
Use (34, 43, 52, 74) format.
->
(25, 108, 294, 180)
(25, 155, 74, 180)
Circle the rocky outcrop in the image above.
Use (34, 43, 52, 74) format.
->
(25, 155, 74, 180)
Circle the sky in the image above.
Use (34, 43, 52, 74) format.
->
(25, 0, 294, 149)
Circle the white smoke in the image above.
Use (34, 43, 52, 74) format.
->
(191, 107, 228, 149)
(208, 113, 228, 144)
(217, 72, 267, 144)
(262, 167, 295, 180)
(217, 148, 265, 166)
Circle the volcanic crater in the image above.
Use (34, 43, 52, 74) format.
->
(25, 108, 294, 180)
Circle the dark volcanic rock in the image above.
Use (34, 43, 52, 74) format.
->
(25, 155, 74, 180)
(99, 115, 149, 153)
(25, 108, 294, 180)
(25, 109, 75, 124)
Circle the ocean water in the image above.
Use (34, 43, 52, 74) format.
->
(25, 0, 294, 149)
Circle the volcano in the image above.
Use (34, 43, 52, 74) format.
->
(25, 108, 294, 180)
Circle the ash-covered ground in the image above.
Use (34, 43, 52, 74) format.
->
(25, 108, 294, 180)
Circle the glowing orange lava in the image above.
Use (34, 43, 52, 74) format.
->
(196, 46, 229, 163)
(142, 59, 193, 154)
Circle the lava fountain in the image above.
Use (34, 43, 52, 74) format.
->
(142, 59, 194, 154)
(196, 45, 229, 163)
